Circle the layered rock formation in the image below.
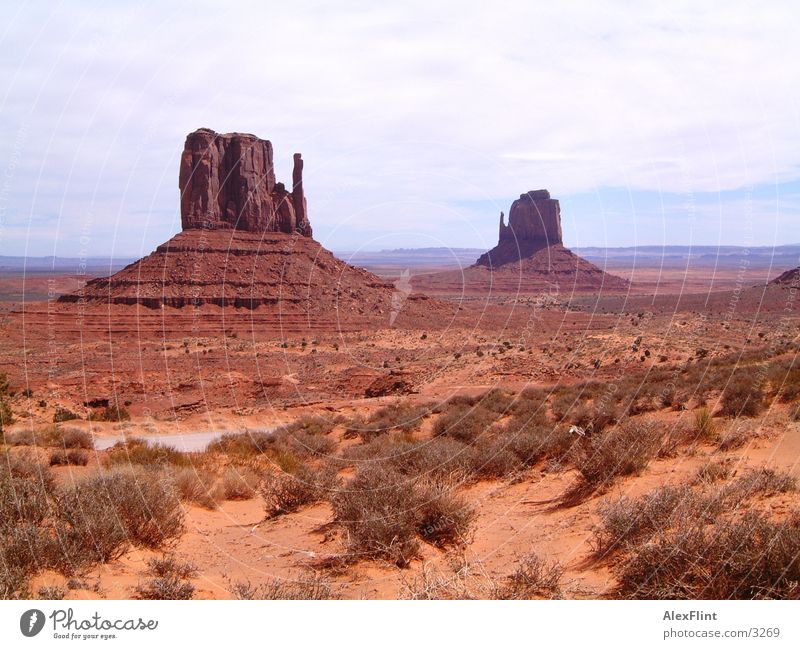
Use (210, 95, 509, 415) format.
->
(58, 127, 450, 330)
(415, 189, 629, 295)
(477, 190, 562, 266)
(179, 128, 311, 236)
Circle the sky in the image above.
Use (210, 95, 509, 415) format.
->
(1, 0, 799, 258)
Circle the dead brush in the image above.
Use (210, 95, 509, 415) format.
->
(221, 466, 260, 500)
(592, 485, 719, 559)
(49, 449, 89, 466)
(717, 467, 797, 503)
(332, 465, 476, 566)
(432, 403, 499, 443)
(694, 461, 732, 485)
(572, 419, 664, 491)
(617, 509, 800, 599)
(230, 572, 337, 600)
(719, 372, 765, 418)
(56, 467, 184, 564)
(170, 468, 223, 509)
(345, 403, 430, 442)
(133, 555, 197, 600)
(492, 553, 563, 599)
(332, 466, 422, 567)
(260, 463, 339, 518)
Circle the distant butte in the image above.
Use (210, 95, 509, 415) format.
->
(414, 189, 630, 295)
(476, 189, 563, 267)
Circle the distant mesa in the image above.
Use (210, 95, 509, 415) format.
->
(180, 128, 311, 236)
(415, 189, 630, 295)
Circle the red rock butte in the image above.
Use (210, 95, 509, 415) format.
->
(179, 128, 311, 237)
(55, 128, 451, 332)
(415, 189, 630, 295)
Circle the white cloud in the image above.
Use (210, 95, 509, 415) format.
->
(1, 0, 799, 255)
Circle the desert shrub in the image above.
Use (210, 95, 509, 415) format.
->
(206, 431, 274, 456)
(332, 466, 422, 566)
(475, 388, 515, 414)
(280, 415, 339, 437)
(470, 436, 522, 478)
(170, 468, 222, 509)
(693, 407, 717, 440)
(53, 408, 79, 423)
(221, 467, 260, 500)
(718, 427, 752, 451)
(49, 449, 89, 466)
(570, 402, 620, 434)
(346, 403, 429, 441)
(208, 428, 331, 463)
(767, 360, 800, 403)
(694, 461, 732, 484)
(493, 553, 563, 599)
(57, 468, 184, 564)
(415, 483, 475, 547)
(0, 524, 56, 598)
(719, 468, 796, 502)
(105, 438, 191, 467)
(346, 435, 479, 484)
(0, 469, 52, 531)
(231, 572, 336, 600)
(550, 390, 582, 421)
(37, 585, 66, 600)
(260, 464, 338, 518)
(593, 485, 716, 558)
(91, 402, 131, 422)
(617, 510, 800, 599)
(719, 373, 764, 418)
(573, 420, 664, 489)
(0, 398, 13, 432)
(133, 555, 197, 600)
(57, 427, 92, 449)
(433, 404, 497, 443)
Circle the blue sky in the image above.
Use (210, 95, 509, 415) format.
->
(1, 0, 799, 258)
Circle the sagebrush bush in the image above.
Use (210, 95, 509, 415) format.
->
(415, 483, 475, 547)
(573, 420, 664, 489)
(231, 572, 336, 600)
(593, 485, 717, 558)
(719, 374, 764, 418)
(221, 467, 260, 500)
(49, 449, 89, 466)
(618, 510, 800, 599)
(493, 553, 563, 599)
(346, 403, 429, 441)
(432, 403, 497, 443)
(105, 439, 191, 467)
(57, 468, 184, 564)
(170, 468, 223, 509)
(133, 555, 197, 600)
(260, 464, 338, 518)
(332, 466, 421, 566)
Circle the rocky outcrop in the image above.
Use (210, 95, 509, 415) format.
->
(477, 189, 563, 267)
(770, 267, 800, 286)
(179, 128, 311, 236)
